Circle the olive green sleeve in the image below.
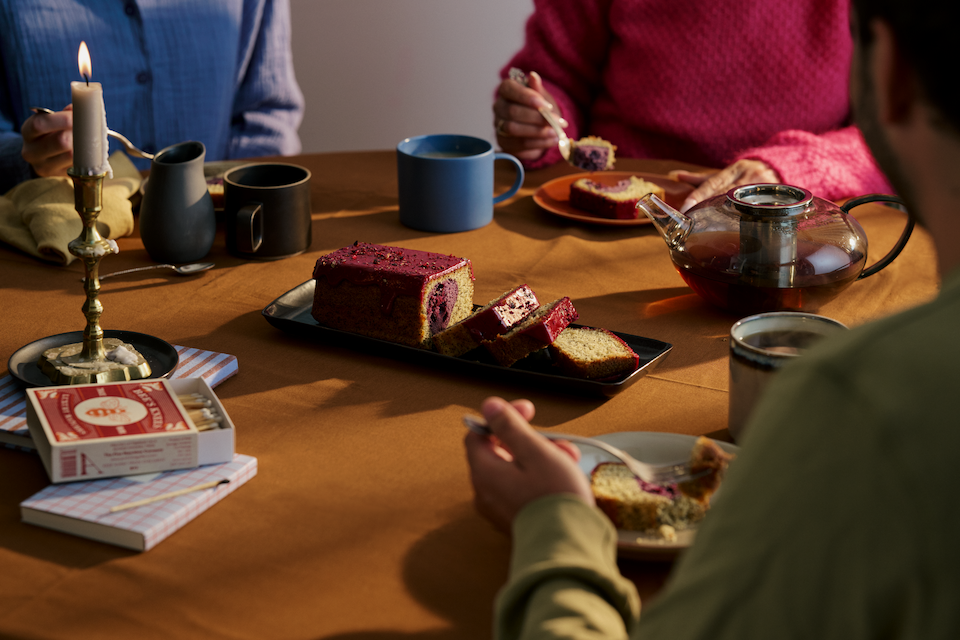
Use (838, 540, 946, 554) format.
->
(495, 494, 641, 640)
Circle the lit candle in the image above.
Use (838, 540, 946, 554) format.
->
(71, 41, 112, 177)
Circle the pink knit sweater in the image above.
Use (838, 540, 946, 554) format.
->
(503, 0, 892, 200)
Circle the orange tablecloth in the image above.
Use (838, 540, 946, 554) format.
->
(0, 153, 938, 639)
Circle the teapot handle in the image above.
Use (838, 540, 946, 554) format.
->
(841, 194, 915, 280)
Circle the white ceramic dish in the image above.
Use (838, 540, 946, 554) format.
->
(576, 431, 738, 560)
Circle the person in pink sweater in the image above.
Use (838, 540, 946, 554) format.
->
(494, 0, 892, 209)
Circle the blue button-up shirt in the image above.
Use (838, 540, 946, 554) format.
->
(0, 0, 304, 193)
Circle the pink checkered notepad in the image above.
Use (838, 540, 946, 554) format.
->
(20, 453, 257, 551)
(1, 346, 238, 451)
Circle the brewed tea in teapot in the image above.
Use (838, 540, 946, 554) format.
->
(637, 184, 914, 314)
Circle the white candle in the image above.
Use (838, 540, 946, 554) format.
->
(71, 41, 112, 177)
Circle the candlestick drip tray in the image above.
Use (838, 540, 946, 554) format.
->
(8, 330, 178, 388)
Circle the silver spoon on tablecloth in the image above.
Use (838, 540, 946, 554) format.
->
(81, 262, 215, 282)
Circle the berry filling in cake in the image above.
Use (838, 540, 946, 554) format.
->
(569, 135, 616, 171)
(427, 278, 459, 334)
(571, 147, 611, 172)
(581, 178, 630, 194)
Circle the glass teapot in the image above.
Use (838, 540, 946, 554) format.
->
(637, 184, 914, 314)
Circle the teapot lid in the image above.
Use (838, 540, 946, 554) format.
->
(728, 184, 812, 218)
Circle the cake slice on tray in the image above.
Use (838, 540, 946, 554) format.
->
(550, 327, 639, 380)
(433, 284, 540, 357)
(482, 297, 578, 367)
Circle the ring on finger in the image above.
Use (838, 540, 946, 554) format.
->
(496, 119, 510, 137)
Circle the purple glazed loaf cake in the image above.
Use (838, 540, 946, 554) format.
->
(432, 284, 540, 357)
(482, 297, 578, 367)
(311, 242, 474, 348)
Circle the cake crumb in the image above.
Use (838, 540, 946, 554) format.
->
(658, 524, 677, 542)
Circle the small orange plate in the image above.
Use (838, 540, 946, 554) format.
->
(533, 171, 693, 227)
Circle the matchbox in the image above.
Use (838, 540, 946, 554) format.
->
(26, 378, 235, 483)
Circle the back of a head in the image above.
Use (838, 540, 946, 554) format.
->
(852, 0, 960, 132)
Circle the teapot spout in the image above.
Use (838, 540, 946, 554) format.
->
(636, 193, 691, 249)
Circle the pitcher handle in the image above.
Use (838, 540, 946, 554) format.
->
(841, 194, 915, 279)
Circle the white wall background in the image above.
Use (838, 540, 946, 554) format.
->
(289, 0, 535, 154)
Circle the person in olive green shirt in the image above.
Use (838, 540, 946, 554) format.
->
(464, 1, 960, 638)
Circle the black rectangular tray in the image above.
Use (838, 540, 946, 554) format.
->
(262, 280, 672, 398)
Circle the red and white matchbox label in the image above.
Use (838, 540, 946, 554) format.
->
(33, 381, 189, 441)
(27, 380, 201, 483)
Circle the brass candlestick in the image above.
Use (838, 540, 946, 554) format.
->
(36, 169, 152, 384)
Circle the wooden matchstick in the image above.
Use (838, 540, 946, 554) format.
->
(109, 479, 230, 513)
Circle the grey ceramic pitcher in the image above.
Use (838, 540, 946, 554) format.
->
(139, 141, 215, 263)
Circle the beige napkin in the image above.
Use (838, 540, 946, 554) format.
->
(0, 152, 142, 266)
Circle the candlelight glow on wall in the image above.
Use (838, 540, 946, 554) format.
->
(71, 41, 112, 176)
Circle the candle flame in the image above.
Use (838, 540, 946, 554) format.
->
(78, 41, 92, 80)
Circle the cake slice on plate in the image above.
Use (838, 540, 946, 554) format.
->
(591, 461, 706, 541)
(569, 175, 665, 220)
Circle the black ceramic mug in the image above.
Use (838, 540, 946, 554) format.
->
(224, 163, 312, 259)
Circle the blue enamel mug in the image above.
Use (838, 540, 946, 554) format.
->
(397, 134, 524, 233)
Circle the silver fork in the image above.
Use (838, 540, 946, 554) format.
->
(507, 68, 572, 163)
(463, 414, 698, 485)
(30, 107, 154, 159)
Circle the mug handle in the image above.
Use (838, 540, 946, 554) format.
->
(492, 153, 525, 204)
(841, 194, 915, 279)
(237, 203, 264, 253)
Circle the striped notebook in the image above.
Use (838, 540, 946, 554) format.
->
(21, 453, 257, 551)
(1, 346, 238, 451)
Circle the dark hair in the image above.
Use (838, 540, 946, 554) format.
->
(852, 0, 960, 130)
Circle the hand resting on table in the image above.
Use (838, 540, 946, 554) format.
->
(671, 158, 780, 212)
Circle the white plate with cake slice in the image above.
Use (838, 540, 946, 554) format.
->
(576, 431, 738, 560)
(534, 171, 693, 226)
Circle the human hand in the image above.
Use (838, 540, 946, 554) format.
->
(671, 159, 780, 212)
(493, 71, 566, 162)
(21, 105, 73, 178)
(464, 396, 594, 533)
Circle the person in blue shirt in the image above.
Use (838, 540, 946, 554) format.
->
(0, 0, 304, 193)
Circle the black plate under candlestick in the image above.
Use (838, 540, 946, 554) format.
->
(8, 331, 179, 388)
